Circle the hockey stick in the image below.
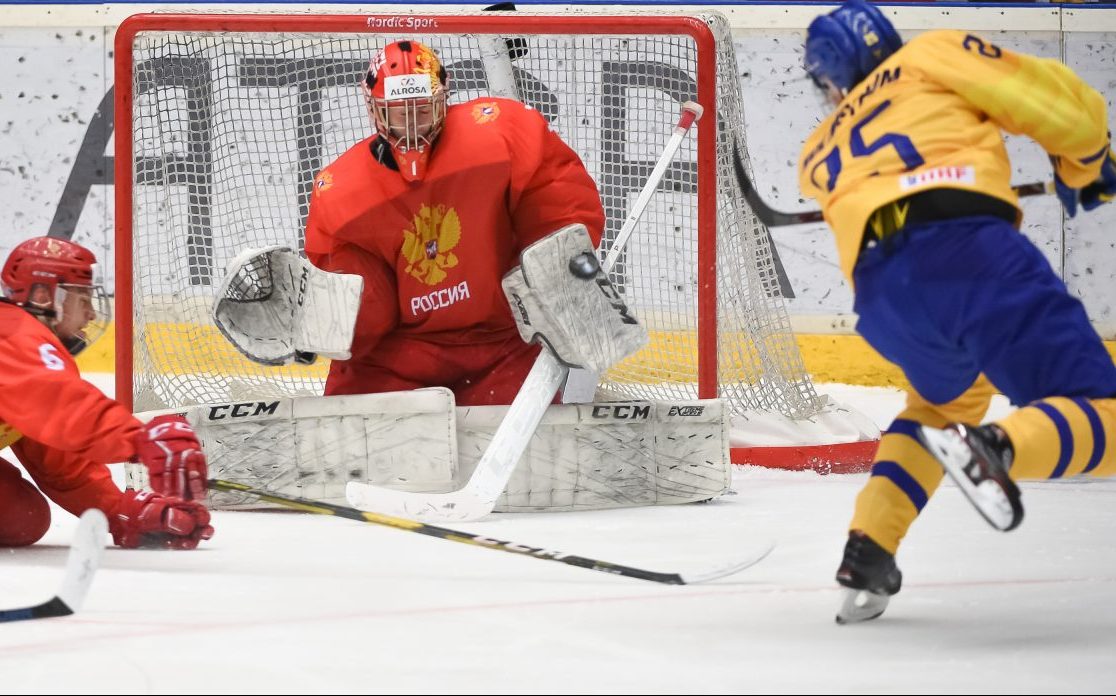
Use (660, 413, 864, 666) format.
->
(346, 102, 705, 523)
(733, 140, 1055, 227)
(214, 479, 770, 584)
(0, 509, 108, 623)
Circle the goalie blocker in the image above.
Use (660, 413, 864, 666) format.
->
(126, 390, 731, 513)
(502, 223, 648, 373)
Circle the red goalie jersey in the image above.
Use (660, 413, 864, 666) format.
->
(304, 96, 605, 404)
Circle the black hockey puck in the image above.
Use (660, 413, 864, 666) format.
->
(569, 252, 600, 278)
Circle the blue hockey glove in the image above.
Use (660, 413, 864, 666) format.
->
(1080, 148, 1116, 214)
(1053, 147, 1116, 218)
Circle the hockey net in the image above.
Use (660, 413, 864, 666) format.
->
(115, 10, 868, 463)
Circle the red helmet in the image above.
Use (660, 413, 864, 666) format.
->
(1, 236, 110, 355)
(363, 40, 449, 182)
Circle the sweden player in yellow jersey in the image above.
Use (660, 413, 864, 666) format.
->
(799, 0, 1116, 624)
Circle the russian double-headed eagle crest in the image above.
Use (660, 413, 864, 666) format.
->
(401, 203, 461, 285)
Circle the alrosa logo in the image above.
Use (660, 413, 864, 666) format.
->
(385, 74, 433, 99)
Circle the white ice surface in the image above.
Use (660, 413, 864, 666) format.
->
(2, 376, 1114, 694)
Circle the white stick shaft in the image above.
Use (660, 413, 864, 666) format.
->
(478, 35, 520, 99)
(601, 101, 704, 271)
(460, 350, 566, 505)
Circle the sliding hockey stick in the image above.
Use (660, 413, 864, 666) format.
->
(346, 101, 705, 523)
(733, 140, 1055, 227)
(214, 479, 771, 585)
(0, 509, 108, 623)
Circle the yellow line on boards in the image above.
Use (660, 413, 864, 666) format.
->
(79, 321, 1116, 389)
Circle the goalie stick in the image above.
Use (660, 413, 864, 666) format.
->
(213, 479, 772, 585)
(346, 101, 705, 523)
(0, 509, 108, 623)
(732, 140, 1055, 227)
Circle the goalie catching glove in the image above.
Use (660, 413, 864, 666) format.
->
(212, 246, 364, 366)
(502, 224, 648, 372)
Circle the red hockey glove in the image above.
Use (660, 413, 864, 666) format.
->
(135, 415, 208, 500)
(109, 490, 214, 550)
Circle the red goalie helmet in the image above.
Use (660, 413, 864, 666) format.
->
(363, 40, 449, 182)
(1, 236, 110, 355)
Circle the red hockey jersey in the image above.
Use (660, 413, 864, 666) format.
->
(304, 98, 605, 378)
(0, 301, 139, 516)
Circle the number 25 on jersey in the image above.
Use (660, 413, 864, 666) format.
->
(811, 100, 925, 193)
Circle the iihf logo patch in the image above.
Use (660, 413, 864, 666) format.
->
(472, 102, 501, 124)
(425, 240, 438, 259)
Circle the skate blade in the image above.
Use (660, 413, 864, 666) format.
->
(918, 426, 1018, 531)
(836, 588, 890, 625)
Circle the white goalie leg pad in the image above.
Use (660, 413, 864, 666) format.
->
(127, 389, 458, 510)
(502, 224, 648, 373)
(456, 399, 731, 512)
(125, 393, 729, 514)
(212, 245, 364, 366)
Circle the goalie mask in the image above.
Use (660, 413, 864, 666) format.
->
(363, 40, 449, 182)
(1, 236, 110, 355)
(804, 0, 902, 104)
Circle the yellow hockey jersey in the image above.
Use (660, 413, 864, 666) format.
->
(0, 422, 19, 449)
(798, 29, 1111, 283)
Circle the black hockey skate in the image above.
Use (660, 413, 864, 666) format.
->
(918, 423, 1023, 532)
(835, 531, 902, 625)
